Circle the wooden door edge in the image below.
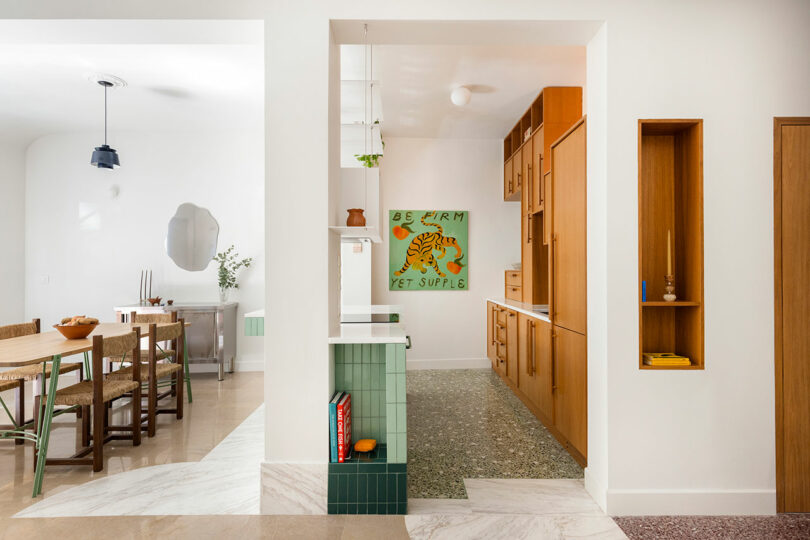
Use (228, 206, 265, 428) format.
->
(773, 116, 810, 513)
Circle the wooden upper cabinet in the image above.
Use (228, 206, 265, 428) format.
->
(551, 118, 587, 335)
(532, 127, 544, 213)
(511, 148, 523, 201)
(506, 309, 519, 386)
(543, 171, 552, 245)
(522, 140, 533, 214)
(504, 157, 513, 201)
(553, 324, 587, 460)
(518, 314, 554, 422)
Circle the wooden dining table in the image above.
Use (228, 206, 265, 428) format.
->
(0, 322, 185, 497)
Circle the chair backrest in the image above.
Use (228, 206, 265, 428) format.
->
(0, 319, 40, 340)
(130, 311, 177, 324)
(154, 321, 183, 342)
(92, 328, 141, 381)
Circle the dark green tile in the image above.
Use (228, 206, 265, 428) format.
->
(397, 502, 407, 515)
(347, 503, 357, 515)
(328, 503, 338, 515)
(377, 474, 387, 502)
(397, 473, 407, 502)
(388, 502, 397, 514)
(358, 474, 367, 503)
(377, 503, 388, 515)
(387, 474, 397, 503)
(339, 503, 348, 514)
(327, 474, 338, 503)
(358, 463, 386, 474)
(388, 463, 406, 473)
(357, 503, 368, 515)
(338, 474, 348, 503)
(367, 474, 377, 503)
(347, 474, 357, 503)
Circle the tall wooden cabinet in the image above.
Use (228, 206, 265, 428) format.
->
(489, 88, 587, 467)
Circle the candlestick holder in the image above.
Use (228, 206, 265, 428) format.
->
(663, 274, 677, 302)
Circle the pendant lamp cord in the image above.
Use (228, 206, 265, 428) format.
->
(104, 83, 108, 146)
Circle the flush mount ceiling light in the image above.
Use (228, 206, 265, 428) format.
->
(90, 75, 125, 169)
(450, 86, 472, 107)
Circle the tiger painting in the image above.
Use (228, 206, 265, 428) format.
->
(393, 211, 462, 277)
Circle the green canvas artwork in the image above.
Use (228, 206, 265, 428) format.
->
(389, 210, 468, 291)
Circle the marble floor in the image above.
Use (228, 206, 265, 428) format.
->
(0, 371, 263, 520)
(407, 369, 582, 498)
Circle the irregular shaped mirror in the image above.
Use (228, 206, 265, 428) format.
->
(166, 203, 220, 271)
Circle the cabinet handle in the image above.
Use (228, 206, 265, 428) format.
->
(527, 163, 533, 213)
(491, 307, 496, 345)
(551, 330, 558, 391)
(508, 312, 515, 317)
(529, 321, 537, 375)
(517, 172, 522, 189)
(552, 234, 558, 319)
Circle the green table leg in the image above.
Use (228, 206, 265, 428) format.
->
(184, 335, 192, 403)
(83, 352, 91, 380)
(32, 355, 61, 497)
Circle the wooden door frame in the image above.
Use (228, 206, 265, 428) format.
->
(774, 116, 810, 513)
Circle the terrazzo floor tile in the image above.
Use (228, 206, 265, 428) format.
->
(614, 514, 810, 540)
(407, 369, 583, 499)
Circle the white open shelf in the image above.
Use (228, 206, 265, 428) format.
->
(329, 226, 382, 244)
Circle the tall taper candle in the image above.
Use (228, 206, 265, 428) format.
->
(667, 229, 672, 275)
(149, 270, 152, 298)
(139, 270, 144, 302)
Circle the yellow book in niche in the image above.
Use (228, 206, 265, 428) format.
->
(643, 353, 691, 366)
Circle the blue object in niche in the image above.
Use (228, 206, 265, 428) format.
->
(642, 280, 647, 302)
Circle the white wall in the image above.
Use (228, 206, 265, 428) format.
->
(24, 130, 265, 371)
(372, 137, 519, 368)
(0, 142, 26, 324)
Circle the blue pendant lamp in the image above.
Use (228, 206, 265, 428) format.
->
(91, 80, 120, 169)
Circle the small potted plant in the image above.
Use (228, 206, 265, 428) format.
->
(214, 245, 252, 302)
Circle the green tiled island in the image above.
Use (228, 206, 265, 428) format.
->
(328, 326, 408, 515)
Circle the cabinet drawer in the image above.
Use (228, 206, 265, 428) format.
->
(506, 284, 522, 301)
(505, 270, 522, 287)
(497, 307, 507, 325)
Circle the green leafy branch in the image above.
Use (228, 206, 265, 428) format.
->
(214, 245, 252, 290)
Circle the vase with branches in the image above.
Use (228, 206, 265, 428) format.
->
(214, 245, 252, 302)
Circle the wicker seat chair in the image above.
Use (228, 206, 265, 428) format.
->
(108, 320, 185, 437)
(41, 329, 142, 472)
(0, 319, 83, 445)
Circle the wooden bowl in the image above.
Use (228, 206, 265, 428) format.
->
(53, 324, 98, 340)
(148, 297, 162, 306)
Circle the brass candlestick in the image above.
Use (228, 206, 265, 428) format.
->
(663, 274, 677, 302)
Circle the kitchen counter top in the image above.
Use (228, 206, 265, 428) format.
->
(486, 298, 551, 322)
(244, 309, 265, 318)
(341, 304, 403, 315)
(114, 302, 238, 311)
(328, 323, 409, 345)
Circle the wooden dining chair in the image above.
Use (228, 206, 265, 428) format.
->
(40, 328, 142, 472)
(0, 319, 83, 445)
(108, 321, 184, 437)
(116, 311, 192, 403)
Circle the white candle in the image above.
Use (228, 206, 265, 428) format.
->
(667, 230, 672, 275)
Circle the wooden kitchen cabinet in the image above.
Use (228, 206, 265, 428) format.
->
(531, 127, 544, 213)
(487, 301, 497, 368)
(551, 118, 587, 335)
(506, 309, 519, 387)
(503, 157, 513, 201)
(552, 324, 587, 460)
(543, 171, 551, 245)
(518, 314, 554, 422)
(509, 147, 523, 202)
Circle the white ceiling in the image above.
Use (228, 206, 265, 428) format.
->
(0, 21, 263, 145)
(364, 44, 585, 139)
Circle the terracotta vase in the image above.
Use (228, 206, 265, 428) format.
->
(346, 208, 366, 227)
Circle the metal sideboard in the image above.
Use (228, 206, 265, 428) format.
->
(114, 302, 237, 380)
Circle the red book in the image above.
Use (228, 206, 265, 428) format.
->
(336, 393, 352, 462)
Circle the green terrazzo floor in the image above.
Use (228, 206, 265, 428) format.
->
(407, 369, 583, 499)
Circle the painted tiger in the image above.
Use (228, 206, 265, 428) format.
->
(393, 211, 462, 277)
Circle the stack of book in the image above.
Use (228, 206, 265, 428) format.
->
(643, 353, 691, 367)
(329, 391, 352, 463)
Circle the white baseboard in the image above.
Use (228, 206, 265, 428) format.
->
(188, 355, 265, 374)
(606, 488, 776, 516)
(406, 357, 490, 370)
